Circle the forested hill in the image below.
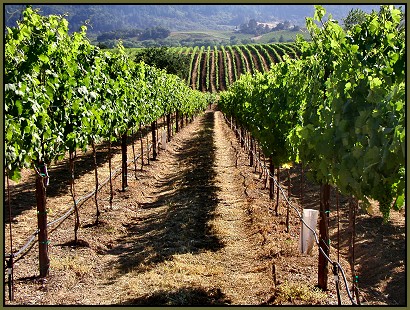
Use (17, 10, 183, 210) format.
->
(5, 4, 381, 34)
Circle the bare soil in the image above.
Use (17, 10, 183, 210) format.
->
(199, 51, 207, 92)
(209, 51, 216, 93)
(239, 48, 251, 74)
(190, 52, 200, 90)
(225, 50, 234, 85)
(218, 50, 226, 91)
(233, 49, 243, 77)
(250, 51, 261, 72)
(4, 107, 405, 306)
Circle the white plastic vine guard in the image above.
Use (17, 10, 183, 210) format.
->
(160, 130, 167, 150)
(299, 208, 319, 255)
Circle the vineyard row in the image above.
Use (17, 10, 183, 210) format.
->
(182, 43, 301, 92)
(4, 7, 215, 278)
(218, 5, 405, 222)
(218, 5, 405, 293)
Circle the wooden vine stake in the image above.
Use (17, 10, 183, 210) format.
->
(300, 163, 304, 205)
(249, 136, 254, 167)
(121, 133, 128, 191)
(146, 127, 150, 165)
(176, 110, 179, 133)
(275, 167, 280, 216)
(170, 113, 174, 137)
(257, 141, 261, 174)
(253, 139, 258, 173)
(140, 124, 144, 170)
(6, 173, 14, 300)
(108, 140, 113, 208)
(260, 152, 265, 180)
(286, 168, 291, 233)
(269, 157, 274, 200)
(152, 121, 157, 160)
(263, 155, 268, 188)
(69, 151, 80, 244)
(166, 114, 171, 142)
(318, 183, 330, 290)
(240, 126, 245, 148)
(348, 196, 360, 304)
(131, 128, 138, 180)
(91, 142, 100, 225)
(157, 118, 160, 153)
(35, 162, 50, 278)
(336, 188, 340, 262)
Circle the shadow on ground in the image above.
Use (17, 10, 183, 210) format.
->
(105, 111, 224, 275)
(117, 286, 231, 305)
(331, 215, 405, 305)
(6, 141, 121, 221)
(5, 127, 154, 221)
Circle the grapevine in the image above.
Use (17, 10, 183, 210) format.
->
(5, 7, 210, 277)
(218, 5, 405, 220)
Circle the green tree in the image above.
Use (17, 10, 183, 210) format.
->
(134, 46, 190, 81)
(343, 8, 368, 31)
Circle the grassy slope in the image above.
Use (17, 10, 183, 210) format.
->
(166, 29, 311, 45)
(102, 29, 310, 49)
(253, 30, 311, 43)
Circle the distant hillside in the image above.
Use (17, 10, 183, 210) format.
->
(5, 4, 382, 34)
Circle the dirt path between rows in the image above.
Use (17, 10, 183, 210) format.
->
(5, 107, 405, 306)
(6, 109, 271, 305)
(94, 109, 273, 305)
(218, 50, 226, 91)
(190, 52, 200, 90)
(210, 51, 216, 93)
